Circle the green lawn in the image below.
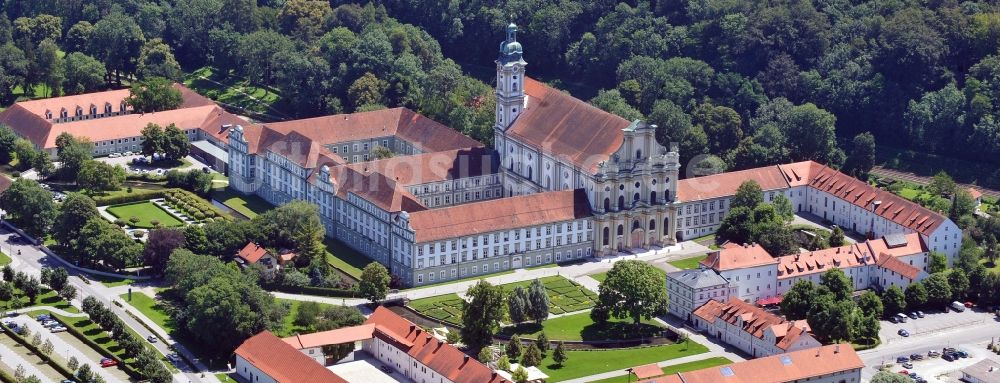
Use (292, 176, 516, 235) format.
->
(216, 373, 238, 382)
(0, 251, 10, 266)
(183, 66, 283, 115)
(274, 299, 339, 337)
(211, 186, 273, 219)
(408, 294, 465, 324)
(537, 340, 709, 382)
(106, 201, 185, 228)
(95, 276, 135, 288)
(119, 292, 175, 333)
(0, 287, 79, 314)
(981, 258, 1000, 273)
(585, 357, 733, 383)
(409, 276, 598, 324)
(668, 255, 707, 270)
(500, 311, 665, 341)
(323, 238, 372, 280)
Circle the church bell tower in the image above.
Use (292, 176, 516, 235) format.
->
(495, 23, 527, 137)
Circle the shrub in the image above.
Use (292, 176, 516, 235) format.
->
(114, 220, 126, 227)
(132, 231, 144, 239)
(11, 171, 20, 178)
(150, 220, 160, 227)
(193, 212, 205, 220)
(129, 216, 140, 224)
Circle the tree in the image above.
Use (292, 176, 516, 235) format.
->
(948, 269, 970, 301)
(78, 160, 126, 191)
(162, 124, 190, 160)
(48, 267, 68, 292)
(924, 273, 953, 308)
(951, 188, 976, 221)
(236, 30, 294, 87)
(552, 341, 567, 366)
(41, 338, 53, 355)
(0, 178, 56, 238)
(76, 363, 93, 382)
(527, 279, 550, 323)
(871, 371, 912, 383)
(829, 226, 846, 247)
(36, 39, 63, 97)
(857, 291, 884, 319)
(498, 355, 511, 371)
(928, 171, 957, 197)
(52, 193, 99, 252)
(11, 138, 36, 171)
(590, 89, 643, 121)
(0, 282, 14, 302)
(844, 132, 876, 179)
(692, 102, 744, 154)
(928, 252, 948, 274)
(358, 263, 390, 304)
(536, 332, 549, 356)
(143, 229, 186, 275)
(56, 133, 94, 182)
(88, 12, 145, 85)
(278, 0, 333, 42)
(780, 280, 815, 320)
(0, 43, 28, 103)
(125, 77, 181, 113)
(461, 280, 506, 352)
(506, 335, 522, 360)
(772, 194, 794, 223)
(63, 52, 106, 95)
(508, 286, 528, 324)
(66, 21, 93, 52)
(79, 217, 143, 270)
(731, 181, 764, 211)
(14, 365, 24, 382)
(477, 347, 493, 364)
(820, 269, 853, 301)
(905, 282, 928, 310)
(294, 301, 322, 328)
(348, 72, 388, 110)
(512, 365, 529, 383)
(0, 125, 17, 164)
(521, 342, 542, 367)
(595, 260, 668, 325)
(22, 276, 39, 303)
(67, 356, 79, 372)
(60, 284, 77, 302)
(137, 39, 182, 80)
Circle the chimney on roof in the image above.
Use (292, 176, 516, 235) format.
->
(463, 355, 470, 364)
(816, 348, 821, 357)
(835, 344, 840, 354)
(409, 324, 416, 333)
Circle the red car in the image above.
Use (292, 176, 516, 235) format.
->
(100, 358, 117, 367)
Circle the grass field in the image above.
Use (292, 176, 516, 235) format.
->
(409, 276, 598, 324)
(216, 373, 238, 382)
(323, 238, 372, 280)
(668, 255, 707, 270)
(538, 340, 709, 382)
(94, 275, 134, 288)
(183, 66, 283, 116)
(585, 356, 732, 383)
(499, 311, 665, 341)
(211, 186, 273, 219)
(0, 251, 10, 266)
(106, 201, 185, 228)
(274, 299, 339, 337)
(120, 292, 175, 333)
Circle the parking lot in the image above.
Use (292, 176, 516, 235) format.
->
(879, 308, 995, 344)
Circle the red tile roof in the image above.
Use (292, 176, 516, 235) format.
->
(322, 164, 426, 213)
(777, 243, 876, 279)
(650, 344, 863, 383)
(692, 297, 811, 350)
(631, 363, 663, 379)
(407, 189, 592, 243)
(779, 161, 945, 236)
(234, 331, 348, 383)
(365, 307, 511, 383)
(262, 107, 480, 152)
(677, 165, 791, 202)
(345, 146, 496, 187)
(968, 187, 983, 200)
(506, 78, 631, 173)
(701, 243, 778, 271)
(283, 324, 377, 349)
(876, 252, 921, 280)
(236, 242, 270, 264)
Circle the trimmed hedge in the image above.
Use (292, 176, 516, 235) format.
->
(93, 188, 166, 206)
(272, 284, 359, 298)
(0, 323, 78, 381)
(163, 189, 231, 221)
(0, 365, 17, 383)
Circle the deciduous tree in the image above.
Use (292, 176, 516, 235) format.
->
(0, 178, 56, 238)
(126, 77, 181, 113)
(358, 263, 390, 304)
(461, 280, 506, 352)
(594, 260, 668, 325)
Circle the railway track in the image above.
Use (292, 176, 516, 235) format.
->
(871, 166, 1000, 199)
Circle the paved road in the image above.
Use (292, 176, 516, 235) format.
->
(0, 341, 57, 381)
(0, 226, 219, 383)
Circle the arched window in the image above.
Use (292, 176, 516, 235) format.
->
(632, 220, 640, 231)
(636, 149, 642, 159)
(663, 218, 670, 236)
(603, 198, 610, 212)
(649, 219, 656, 231)
(633, 192, 640, 203)
(617, 225, 624, 236)
(546, 176, 551, 188)
(618, 196, 625, 210)
(527, 166, 532, 180)
(665, 190, 671, 201)
(650, 191, 657, 204)
(603, 227, 610, 246)
(508, 159, 513, 171)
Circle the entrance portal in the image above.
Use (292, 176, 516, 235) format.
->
(630, 229, 645, 249)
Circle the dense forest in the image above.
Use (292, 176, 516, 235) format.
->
(2, 0, 1000, 179)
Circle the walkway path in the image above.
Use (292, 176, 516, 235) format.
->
(0, 341, 57, 381)
(9, 306, 86, 318)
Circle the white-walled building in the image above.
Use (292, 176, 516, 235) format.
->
(666, 267, 734, 322)
(692, 297, 821, 357)
(235, 331, 347, 383)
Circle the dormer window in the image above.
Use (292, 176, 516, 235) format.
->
(44, 110, 52, 119)
(120, 102, 127, 113)
(104, 103, 112, 114)
(75, 107, 83, 117)
(60, 108, 68, 119)
(90, 105, 97, 115)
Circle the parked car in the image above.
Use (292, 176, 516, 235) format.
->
(910, 353, 924, 361)
(109, 153, 120, 158)
(7, 312, 19, 318)
(124, 151, 133, 156)
(965, 301, 974, 308)
(907, 312, 919, 319)
(927, 350, 941, 358)
(943, 352, 958, 361)
(898, 329, 910, 337)
(943, 347, 957, 353)
(893, 313, 909, 323)
(147, 335, 157, 343)
(35, 314, 51, 321)
(100, 358, 117, 367)
(956, 350, 969, 358)
(896, 356, 909, 363)
(42, 321, 59, 328)
(902, 362, 913, 369)
(952, 301, 967, 312)
(916, 311, 925, 318)
(50, 326, 67, 333)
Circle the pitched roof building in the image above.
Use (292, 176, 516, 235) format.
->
(692, 297, 820, 357)
(651, 343, 863, 383)
(235, 331, 348, 383)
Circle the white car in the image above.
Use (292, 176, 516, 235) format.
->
(50, 326, 67, 333)
(108, 153, 120, 158)
(124, 151, 133, 156)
